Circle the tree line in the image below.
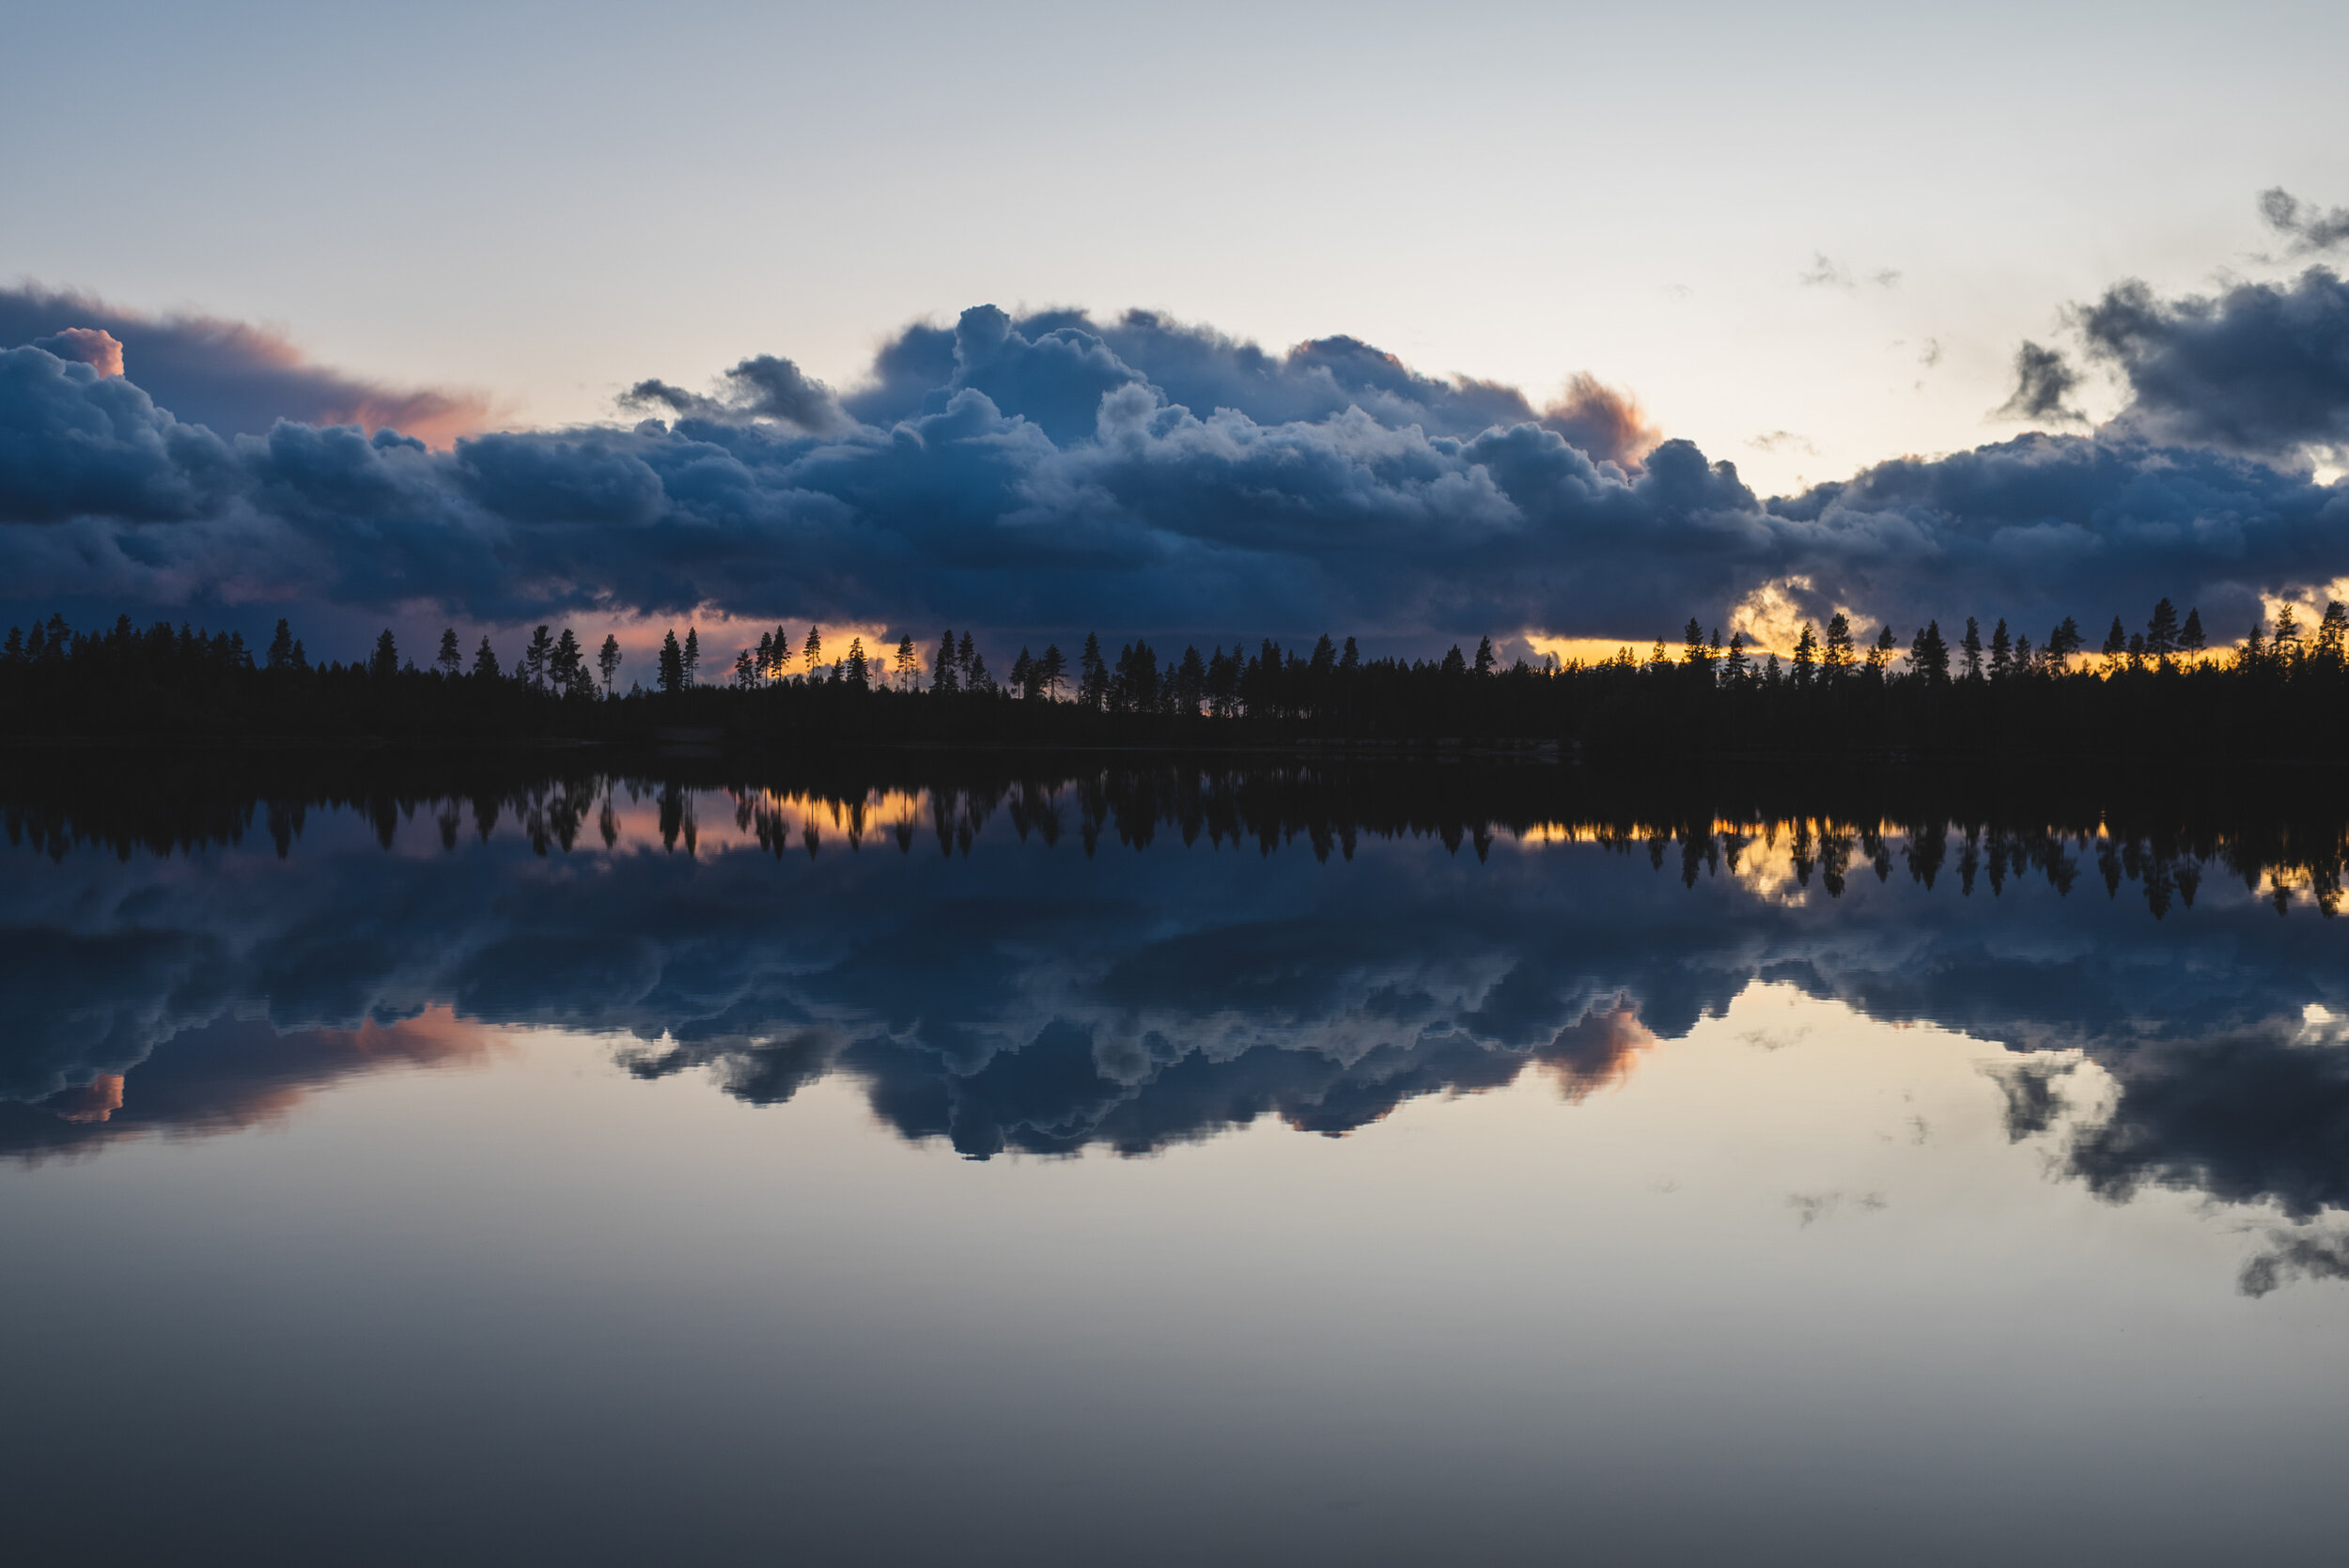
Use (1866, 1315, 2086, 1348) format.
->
(5, 597, 2347, 759)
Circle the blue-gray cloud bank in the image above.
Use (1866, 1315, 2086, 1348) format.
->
(4, 284, 2347, 647)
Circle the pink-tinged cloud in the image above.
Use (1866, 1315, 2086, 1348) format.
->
(33, 327, 123, 377)
(1, 283, 501, 447)
(1543, 372, 1661, 470)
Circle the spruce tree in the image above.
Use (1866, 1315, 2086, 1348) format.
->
(932, 629, 959, 693)
(2180, 607, 2205, 654)
(523, 625, 553, 688)
(658, 629, 684, 693)
(473, 636, 500, 679)
(2146, 598, 2180, 656)
(844, 637, 868, 689)
(1988, 618, 2012, 679)
(1039, 643, 1066, 699)
(1961, 616, 1983, 679)
(1792, 624, 1817, 687)
(552, 628, 583, 689)
(1823, 613, 1856, 680)
(370, 629, 399, 680)
(682, 628, 700, 686)
(1079, 632, 1106, 708)
(268, 619, 296, 672)
(599, 634, 621, 695)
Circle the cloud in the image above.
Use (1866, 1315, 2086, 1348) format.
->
(9, 760, 2349, 1190)
(0, 282, 496, 445)
(3, 287, 2348, 649)
(32, 327, 121, 377)
(1798, 256, 1899, 291)
(2239, 1228, 2349, 1297)
(620, 353, 847, 432)
(2258, 187, 2349, 255)
(2080, 268, 2349, 457)
(1542, 372, 1659, 468)
(1995, 341, 2087, 425)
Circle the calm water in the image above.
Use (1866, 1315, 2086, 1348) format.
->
(5, 756, 2347, 1565)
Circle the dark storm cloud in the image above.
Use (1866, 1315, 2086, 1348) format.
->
(0, 282, 493, 443)
(4, 287, 2348, 646)
(2258, 187, 2349, 255)
(620, 353, 846, 431)
(2079, 268, 2349, 456)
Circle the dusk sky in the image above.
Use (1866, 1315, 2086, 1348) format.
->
(7, 0, 2348, 660)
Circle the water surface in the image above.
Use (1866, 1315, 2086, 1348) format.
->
(5, 756, 2345, 1565)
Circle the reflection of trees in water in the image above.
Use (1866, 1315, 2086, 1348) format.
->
(7, 753, 2345, 915)
(6, 754, 2349, 1286)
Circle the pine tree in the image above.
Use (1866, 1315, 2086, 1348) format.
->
(755, 631, 775, 685)
(733, 647, 756, 688)
(2315, 602, 2347, 668)
(1866, 624, 1898, 680)
(1079, 632, 1106, 708)
(2146, 598, 2180, 657)
(1010, 647, 1034, 699)
(473, 636, 500, 679)
(1724, 630, 1749, 681)
(599, 634, 621, 695)
(1038, 643, 1066, 700)
(2047, 616, 2083, 672)
(1988, 617, 2012, 680)
(802, 626, 822, 672)
(932, 629, 959, 693)
(552, 628, 583, 690)
(957, 631, 976, 682)
(1823, 613, 1856, 680)
(523, 625, 552, 688)
(1474, 635, 1497, 676)
(2101, 615, 2128, 673)
(1792, 624, 1818, 687)
(2274, 604, 2302, 664)
(1175, 644, 1206, 714)
(894, 634, 918, 688)
(1909, 620, 1950, 683)
(683, 628, 700, 686)
(435, 628, 461, 676)
(1961, 616, 1983, 680)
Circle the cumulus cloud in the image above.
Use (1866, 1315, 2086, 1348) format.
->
(2, 282, 2348, 648)
(0, 282, 495, 444)
(2259, 187, 2349, 255)
(620, 353, 847, 432)
(2081, 268, 2349, 457)
(32, 327, 122, 377)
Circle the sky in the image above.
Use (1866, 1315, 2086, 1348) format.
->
(5, 0, 2349, 661)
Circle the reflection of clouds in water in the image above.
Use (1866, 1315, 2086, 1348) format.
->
(0, 1007, 499, 1162)
(4, 775, 2347, 1275)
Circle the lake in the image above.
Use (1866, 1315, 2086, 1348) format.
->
(4, 753, 2345, 1565)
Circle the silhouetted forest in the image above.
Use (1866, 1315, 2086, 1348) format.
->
(6, 600, 2349, 759)
(5, 749, 2341, 919)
